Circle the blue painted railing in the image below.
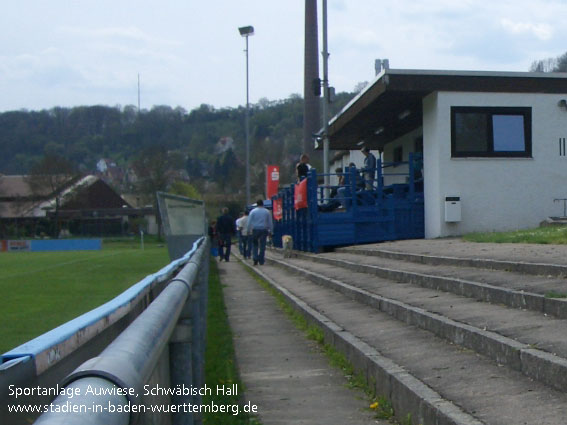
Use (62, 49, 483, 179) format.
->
(1, 239, 202, 367)
(1, 237, 209, 425)
(272, 153, 424, 252)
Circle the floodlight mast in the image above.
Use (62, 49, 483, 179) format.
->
(239, 26, 254, 36)
(238, 25, 254, 206)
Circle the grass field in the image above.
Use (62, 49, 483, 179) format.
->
(0, 238, 170, 354)
(463, 225, 567, 244)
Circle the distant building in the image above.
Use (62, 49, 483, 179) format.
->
(96, 158, 115, 173)
(0, 175, 156, 237)
(96, 158, 127, 190)
(214, 137, 235, 155)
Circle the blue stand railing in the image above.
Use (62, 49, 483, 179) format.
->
(272, 153, 424, 252)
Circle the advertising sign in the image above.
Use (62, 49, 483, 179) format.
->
(266, 165, 280, 199)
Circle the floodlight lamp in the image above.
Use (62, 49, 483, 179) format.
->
(239, 26, 254, 37)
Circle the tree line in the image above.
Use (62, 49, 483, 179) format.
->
(0, 92, 354, 208)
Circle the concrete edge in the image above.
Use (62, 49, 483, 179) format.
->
(267, 255, 567, 394)
(237, 256, 485, 425)
(337, 247, 567, 279)
(294, 251, 567, 320)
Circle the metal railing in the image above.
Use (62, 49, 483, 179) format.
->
(2, 237, 209, 425)
(271, 154, 425, 251)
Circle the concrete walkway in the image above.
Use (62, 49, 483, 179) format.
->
(217, 257, 385, 425)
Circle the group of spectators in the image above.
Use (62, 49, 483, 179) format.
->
(208, 148, 377, 261)
(208, 200, 273, 266)
(317, 147, 378, 212)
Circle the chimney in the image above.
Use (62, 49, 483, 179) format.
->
(375, 59, 390, 75)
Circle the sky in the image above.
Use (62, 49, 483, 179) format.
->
(1, 0, 567, 113)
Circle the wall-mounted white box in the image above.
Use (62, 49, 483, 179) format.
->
(445, 196, 461, 222)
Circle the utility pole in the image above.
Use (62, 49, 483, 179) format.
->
(322, 0, 330, 195)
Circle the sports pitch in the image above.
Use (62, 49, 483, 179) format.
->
(0, 239, 170, 354)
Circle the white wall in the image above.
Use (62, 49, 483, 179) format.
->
(329, 150, 374, 186)
(382, 128, 422, 185)
(423, 91, 567, 238)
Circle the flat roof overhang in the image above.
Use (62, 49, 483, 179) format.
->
(327, 69, 567, 151)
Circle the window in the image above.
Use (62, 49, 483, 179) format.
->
(451, 107, 531, 157)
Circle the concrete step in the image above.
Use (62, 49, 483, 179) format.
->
(337, 241, 567, 277)
(267, 253, 567, 393)
(292, 250, 567, 319)
(243, 253, 567, 425)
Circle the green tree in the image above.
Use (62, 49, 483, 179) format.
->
(132, 145, 174, 240)
(169, 181, 202, 200)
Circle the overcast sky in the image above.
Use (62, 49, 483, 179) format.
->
(1, 0, 566, 113)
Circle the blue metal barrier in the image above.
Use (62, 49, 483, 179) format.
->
(272, 153, 424, 252)
(1, 237, 209, 425)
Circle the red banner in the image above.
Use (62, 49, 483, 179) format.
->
(266, 165, 280, 199)
(294, 179, 308, 210)
(273, 198, 283, 221)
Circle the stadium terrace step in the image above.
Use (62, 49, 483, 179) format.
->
(240, 259, 484, 425)
(291, 250, 567, 319)
(240, 246, 567, 425)
(265, 254, 567, 393)
(337, 241, 567, 278)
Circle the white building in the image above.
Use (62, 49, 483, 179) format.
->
(327, 69, 567, 239)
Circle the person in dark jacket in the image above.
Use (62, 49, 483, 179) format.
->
(296, 153, 311, 182)
(216, 207, 235, 262)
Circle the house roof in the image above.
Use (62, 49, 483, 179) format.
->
(0, 175, 131, 218)
(0, 175, 76, 218)
(326, 69, 567, 151)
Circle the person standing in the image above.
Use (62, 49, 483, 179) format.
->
(296, 153, 311, 182)
(208, 220, 219, 258)
(235, 211, 245, 255)
(216, 207, 235, 262)
(240, 210, 251, 259)
(361, 147, 377, 190)
(246, 200, 273, 266)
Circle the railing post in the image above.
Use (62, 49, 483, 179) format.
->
(377, 157, 383, 201)
(350, 166, 357, 216)
(291, 183, 297, 250)
(408, 152, 415, 202)
(307, 168, 319, 252)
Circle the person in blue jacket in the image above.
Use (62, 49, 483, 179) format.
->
(245, 200, 273, 266)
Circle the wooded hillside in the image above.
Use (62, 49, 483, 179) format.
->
(0, 92, 355, 208)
